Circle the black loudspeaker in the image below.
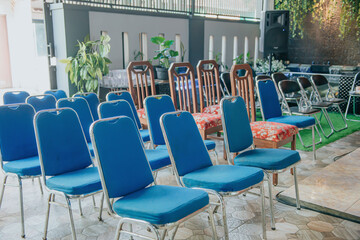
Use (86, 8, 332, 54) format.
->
(260, 10, 289, 59)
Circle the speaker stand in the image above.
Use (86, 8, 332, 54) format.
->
(268, 53, 274, 76)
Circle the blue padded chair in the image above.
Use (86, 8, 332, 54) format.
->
(106, 91, 143, 129)
(73, 92, 100, 120)
(0, 103, 43, 238)
(90, 116, 217, 240)
(34, 108, 103, 240)
(3, 91, 30, 104)
(57, 97, 95, 155)
(256, 79, 321, 160)
(144, 95, 217, 153)
(160, 111, 266, 240)
(98, 100, 171, 172)
(104, 91, 150, 142)
(221, 96, 301, 230)
(26, 94, 56, 112)
(44, 89, 67, 100)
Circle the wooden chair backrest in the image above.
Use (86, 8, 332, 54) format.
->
(196, 60, 221, 112)
(127, 61, 156, 109)
(230, 63, 256, 122)
(168, 62, 197, 113)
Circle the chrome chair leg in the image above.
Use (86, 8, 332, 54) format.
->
(312, 126, 316, 161)
(219, 194, 229, 240)
(315, 110, 334, 138)
(98, 192, 104, 221)
(208, 208, 218, 240)
(345, 96, 360, 122)
(260, 183, 267, 240)
(43, 193, 53, 240)
(92, 195, 96, 207)
(0, 175, 8, 209)
(78, 198, 83, 216)
(266, 172, 275, 230)
(293, 167, 301, 210)
(115, 220, 123, 240)
(17, 176, 25, 238)
(38, 177, 44, 195)
(65, 195, 77, 240)
(161, 228, 168, 240)
(333, 104, 348, 132)
(212, 149, 219, 165)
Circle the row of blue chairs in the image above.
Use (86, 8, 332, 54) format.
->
(0, 90, 302, 240)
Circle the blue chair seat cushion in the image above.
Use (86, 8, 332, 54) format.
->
(112, 185, 209, 225)
(267, 115, 315, 128)
(182, 165, 264, 192)
(3, 156, 41, 176)
(46, 167, 102, 195)
(140, 129, 150, 142)
(145, 149, 171, 171)
(234, 149, 301, 170)
(156, 140, 215, 151)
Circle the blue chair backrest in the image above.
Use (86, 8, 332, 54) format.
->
(44, 90, 67, 100)
(34, 108, 92, 176)
(161, 111, 212, 176)
(74, 93, 99, 121)
(106, 91, 141, 129)
(257, 80, 282, 119)
(90, 116, 154, 198)
(99, 100, 140, 129)
(3, 91, 30, 105)
(57, 98, 94, 142)
(144, 95, 175, 146)
(26, 95, 56, 112)
(221, 97, 253, 153)
(0, 104, 37, 162)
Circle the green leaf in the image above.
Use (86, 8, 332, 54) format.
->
(163, 40, 174, 48)
(153, 53, 162, 60)
(169, 50, 179, 57)
(84, 34, 90, 43)
(96, 68, 102, 80)
(151, 36, 165, 45)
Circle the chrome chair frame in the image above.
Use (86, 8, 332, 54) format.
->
(256, 79, 321, 160)
(90, 116, 218, 240)
(310, 75, 348, 132)
(34, 108, 104, 240)
(97, 99, 172, 178)
(297, 77, 336, 138)
(144, 95, 218, 164)
(344, 72, 360, 122)
(0, 103, 43, 238)
(160, 111, 267, 240)
(220, 96, 300, 231)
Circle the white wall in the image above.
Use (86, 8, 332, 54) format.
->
(89, 12, 189, 70)
(204, 20, 260, 69)
(4, 0, 50, 91)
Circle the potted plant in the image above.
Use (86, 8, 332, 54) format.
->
(132, 50, 144, 70)
(151, 36, 178, 80)
(233, 52, 256, 77)
(214, 52, 229, 73)
(60, 35, 112, 93)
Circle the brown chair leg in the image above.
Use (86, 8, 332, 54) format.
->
(290, 135, 296, 175)
(273, 173, 278, 186)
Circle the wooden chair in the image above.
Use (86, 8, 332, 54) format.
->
(127, 61, 156, 127)
(168, 62, 223, 140)
(230, 64, 298, 185)
(197, 60, 222, 114)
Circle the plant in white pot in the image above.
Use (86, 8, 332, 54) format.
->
(60, 35, 112, 93)
(151, 36, 178, 80)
